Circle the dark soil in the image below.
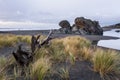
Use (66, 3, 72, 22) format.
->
(0, 47, 14, 57)
(69, 61, 101, 80)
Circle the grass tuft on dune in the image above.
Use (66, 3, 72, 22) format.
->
(92, 48, 120, 79)
(31, 57, 51, 80)
(0, 34, 31, 48)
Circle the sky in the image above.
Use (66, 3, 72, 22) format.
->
(0, 0, 120, 29)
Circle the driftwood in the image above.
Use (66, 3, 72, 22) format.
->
(12, 30, 53, 66)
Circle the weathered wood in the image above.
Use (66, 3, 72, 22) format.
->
(12, 30, 53, 66)
(38, 30, 53, 47)
(31, 35, 40, 53)
(12, 44, 33, 66)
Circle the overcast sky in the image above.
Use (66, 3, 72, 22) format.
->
(0, 0, 120, 27)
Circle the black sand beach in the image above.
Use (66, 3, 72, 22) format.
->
(0, 30, 120, 80)
(0, 30, 119, 41)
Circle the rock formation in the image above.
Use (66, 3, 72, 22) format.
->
(103, 23, 120, 31)
(59, 20, 72, 34)
(59, 17, 103, 35)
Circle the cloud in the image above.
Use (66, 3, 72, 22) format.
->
(0, 0, 120, 25)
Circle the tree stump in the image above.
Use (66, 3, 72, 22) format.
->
(12, 30, 53, 66)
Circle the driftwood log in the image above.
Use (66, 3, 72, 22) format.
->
(12, 30, 53, 66)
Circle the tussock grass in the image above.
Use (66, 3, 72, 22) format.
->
(0, 34, 18, 48)
(59, 67, 70, 80)
(17, 35, 31, 44)
(48, 39, 67, 62)
(63, 36, 91, 60)
(79, 47, 93, 61)
(0, 56, 7, 69)
(92, 48, 120, 78)
(34, 38, 67, 62)
(0, 56, 15, 75)
(34, 47, 48, 60)
(0, 34, 31, 48)
(31, 57, 51, 80)
(0, 73, 6, 80)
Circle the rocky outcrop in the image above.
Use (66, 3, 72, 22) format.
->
(59, 20, 72, 34)
(103, 23, 120, 31)
(106, 23, 120, 28)
(59, 17, 103, 35)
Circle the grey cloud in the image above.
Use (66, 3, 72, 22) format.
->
(0, 0, 120, 25)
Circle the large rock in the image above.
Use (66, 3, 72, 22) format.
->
(58, 17, 103, 35)
(59, 20, 72, 34)
(103, 23, 120, 31)
(72, 17, 103, 35)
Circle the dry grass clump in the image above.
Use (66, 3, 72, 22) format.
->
(34, 47, 48, 60)
(79, 47, 93, 61)
(48, 39, 67, 62)
(34, 38, 66, 62)
(59, 67, 70, 80)
(0, 34, 31, 48)
(0, 56, 15, 80)
(92, 48, 120, 79)
(0, 56, 7, 69)
(17, 35, 31, 44)
(0, 73, 6, 80)
(0, 34, 18, 48)
(63, 36, 91, 58)
(31, 57, 51, 80)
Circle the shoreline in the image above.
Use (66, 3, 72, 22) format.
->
(0, 29, 119, 40)
(102, 26, 120, 31)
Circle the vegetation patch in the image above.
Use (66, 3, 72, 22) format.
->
(0, 34, 31, 48)
(0, 34, 120, 80)
(92, 48, 120, 79)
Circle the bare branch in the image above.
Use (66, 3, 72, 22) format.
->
(39, 30, 53, 47)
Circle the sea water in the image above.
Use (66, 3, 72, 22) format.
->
(98, 29, 120, 50)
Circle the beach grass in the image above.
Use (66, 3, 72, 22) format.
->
(79, 47, 93, 61)
(0, 73, 6, 80)
(63, 36, 91, 60)
(0, 34, 120, 80)
(31, 56, 51, 80)
(0, 34, 31, 48)
(59, 67, 70, 80)
(0, 56, 7, 69)
(0, 34, 18, 48)
(92, 48, 120, 79)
